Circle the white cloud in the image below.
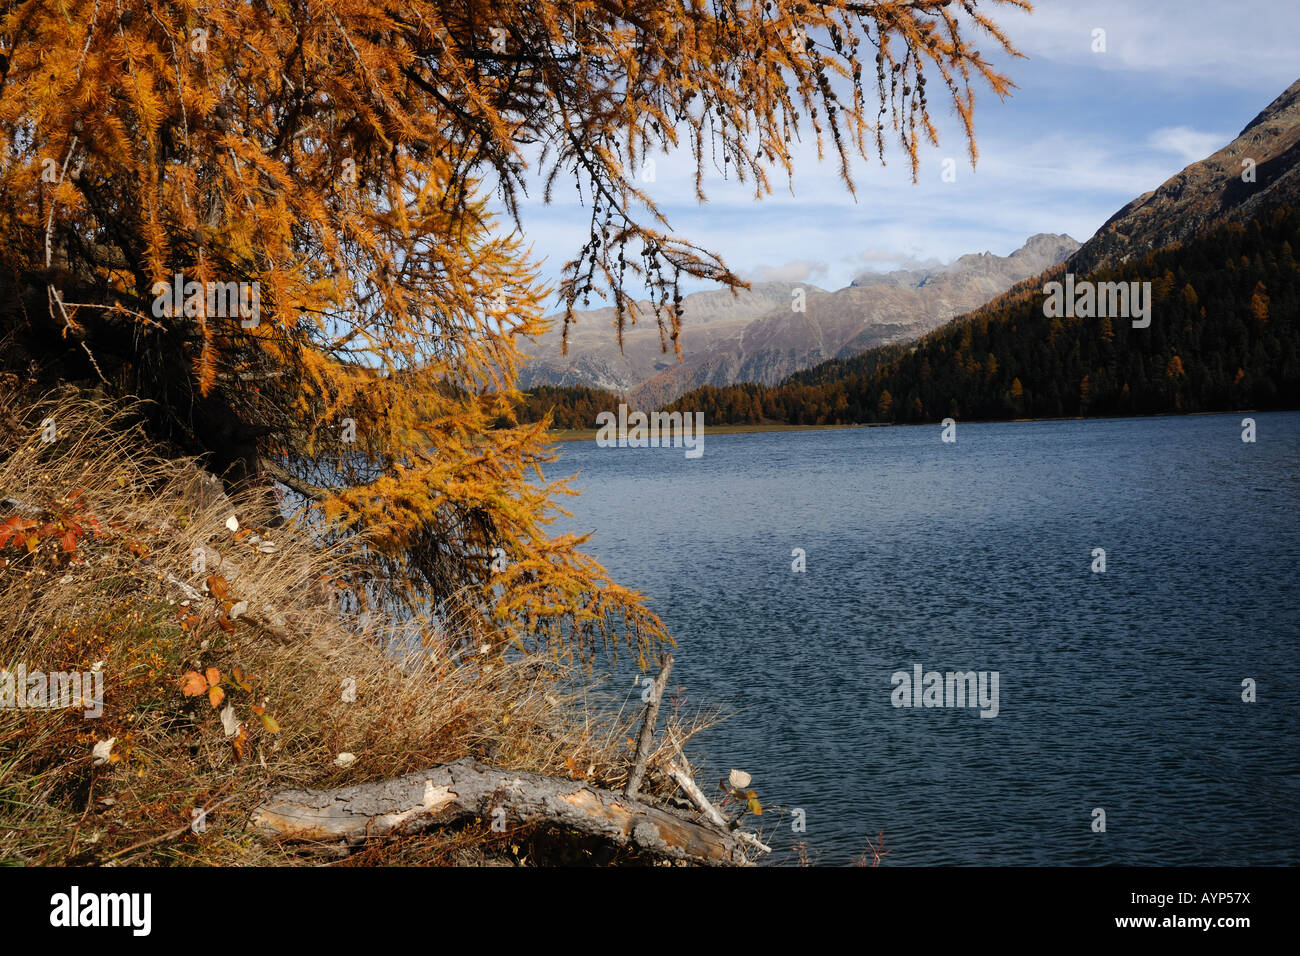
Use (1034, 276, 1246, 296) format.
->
(1147, 126, 1231, 163)
(741, 259, 829, 283)
(999, 0, 1300, 87)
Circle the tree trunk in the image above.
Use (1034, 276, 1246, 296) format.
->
(252, 756, 752, 866)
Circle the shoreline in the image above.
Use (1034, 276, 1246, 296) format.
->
(540, 407, 1282, 443)
(543, 422, 863, 442)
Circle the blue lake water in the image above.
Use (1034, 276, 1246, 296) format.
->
(550, 412, 1300, 865)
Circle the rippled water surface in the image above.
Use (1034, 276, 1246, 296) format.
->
(551, 412, 1300, 865)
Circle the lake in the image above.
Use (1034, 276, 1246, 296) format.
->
(550, 412, 1300, 865)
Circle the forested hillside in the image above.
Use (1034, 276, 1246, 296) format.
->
(659, 206, 1300, 425)
(514, 384, 625, 430)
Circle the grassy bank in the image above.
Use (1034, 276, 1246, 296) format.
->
(0, 389, 709, 866)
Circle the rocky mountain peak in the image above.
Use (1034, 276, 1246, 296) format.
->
(1069, 77, 1300, 275)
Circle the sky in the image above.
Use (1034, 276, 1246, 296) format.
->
(500, 0, 1300, 303)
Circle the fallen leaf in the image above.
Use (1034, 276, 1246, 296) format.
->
(92, 738, 116, 767)
(0, 516, 21, 547)
(219, 703, 241, 737)
(225, 515, 239, 532)
(208, 685, 225, 709)
(231, 726, 248, 762)
(204, 666, 221, 687)
(258, 712, 280, 734)
(206, 575, 229, 601)
(180, 671, 207, 697)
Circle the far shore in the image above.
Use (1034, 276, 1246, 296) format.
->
(543, 422, 867, 442)
(540, 408, 1279, 443)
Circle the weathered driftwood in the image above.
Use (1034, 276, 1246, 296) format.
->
(664, 758, 729, 830)
(252, 756, 752, 866)
(665, 734, 773, 856)
(624, 652, 673, 798)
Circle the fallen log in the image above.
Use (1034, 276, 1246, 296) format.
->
(251, 756, 752, 866)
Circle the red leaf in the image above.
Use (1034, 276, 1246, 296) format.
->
(0, 516, 21, 547)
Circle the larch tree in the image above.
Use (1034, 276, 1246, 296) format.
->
(0, 0, 1026, 661)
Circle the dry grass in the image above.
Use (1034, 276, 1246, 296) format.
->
(0, 385, 716, 866)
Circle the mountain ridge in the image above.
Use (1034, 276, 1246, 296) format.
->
(1069, 76, 1300, 275)
(520, 232, 1078, 405)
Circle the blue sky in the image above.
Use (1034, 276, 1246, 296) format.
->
(503, 0, 1300, 302)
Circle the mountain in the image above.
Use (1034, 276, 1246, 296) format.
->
(518, 283, 813, 395)
(850, 234, 1080, 289)
(665, 203, 1300, 425)
(520, 234, 1078, 406)
(628, 233, 1077, 406)
(1070, 77, 1300, 275)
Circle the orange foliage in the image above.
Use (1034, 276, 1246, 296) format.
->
(0, 0, 1024, 660)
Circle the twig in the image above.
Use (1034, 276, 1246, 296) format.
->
(43, 134, 109, 385)
(102, 793, 237, 865)
(624, 651, 672, 798)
